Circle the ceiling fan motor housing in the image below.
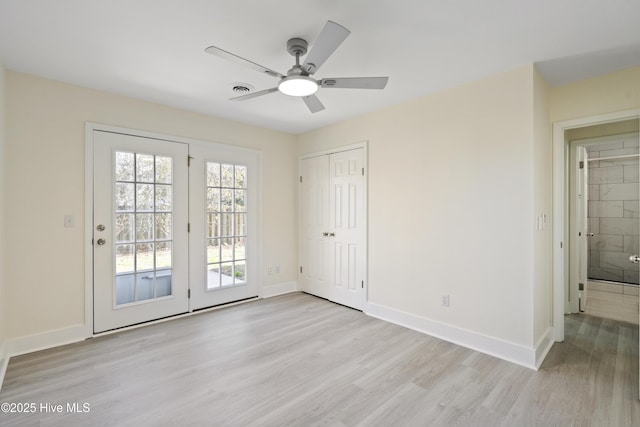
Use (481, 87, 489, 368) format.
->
(287, 38, 308, 57)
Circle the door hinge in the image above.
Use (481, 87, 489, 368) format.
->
(300, 266, 303, 274)
(362, 168, 365, 176)
(579, 160, 584, 169)
(299, 176, 302, 183)
(361, 280, 364, 289)
(188, 289, 191, 298)
(187, 223, 191, 232)
(188, 155, 194, 167)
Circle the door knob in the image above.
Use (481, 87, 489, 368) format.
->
(329, 232, 335, 237)
(96, 224, 105, 231)
(629, 254, 640, 264)
(322, 232, 329, 237)
(96, 238, 106, 246)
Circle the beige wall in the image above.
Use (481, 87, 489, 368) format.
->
(550, 66, 640, 123)
(532, 67, 552, 344)
(0, 63, 6, 355)
(298, 65, 542, 348)
(4, 71, 298, 339)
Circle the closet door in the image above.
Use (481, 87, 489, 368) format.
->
(300, 148, 366, 309)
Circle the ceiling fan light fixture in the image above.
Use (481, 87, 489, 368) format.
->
(278, 75, 318, 97)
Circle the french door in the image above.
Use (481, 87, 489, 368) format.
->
(93, 131, 189, 332)
(188, 143, 259, 310)
(92, 129, 259, 333)
(299, 147, 366, 310)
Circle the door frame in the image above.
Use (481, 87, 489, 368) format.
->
(85, 122, 263, 335)
(552, 109, 640, 342)
(298, 141, 369, 308)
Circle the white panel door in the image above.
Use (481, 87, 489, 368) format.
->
(93, 131, 189, 333)
(300, 148, 365, 309)
(329, 149, 366, 309)
(188, 143, 259, 310)
(300, 155, 330, 298)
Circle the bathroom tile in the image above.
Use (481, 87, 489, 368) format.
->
(589, 234, 623, 251)
(600, 157, 639, 167)
(589, 160, 600, 168)
(587, 280, 623, 293)
(600, 183, 640, 200)
(623, 200, 640, 218)
(624, 139, 640, 149)
(623, 270, 640, 285)
(598, 147, 639, 157)
(588, 267, 625, 282)
(623, 165, 639, 183)
(588, 200, 623, 218)
(600, 217, 639, 235)
(586, 141, 624, 152)
(623, 235, 640, 253)
(599, 251, 634, 270)
(589, 166, 623, 184)
(588, 150, 600, 158)
(589, 249, 600, 267)
(589, 217, 600, 234)
(623, 285, 640, 296)
(588, 184, 600, 201)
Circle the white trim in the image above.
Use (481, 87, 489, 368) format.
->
(5, 325, 88, 359)
(552, 109, 640, 342)
(364, 302, 538, 370)
(535, 327, 554, 370)
(262, 281, 298, 298)
(0, 344, 8, 392)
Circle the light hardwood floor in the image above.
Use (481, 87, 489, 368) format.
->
(0, 292, 638, 426)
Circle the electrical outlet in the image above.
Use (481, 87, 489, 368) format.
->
(441, 294, 450, 307)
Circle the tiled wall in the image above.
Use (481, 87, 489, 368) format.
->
(587, 135, 640, 285)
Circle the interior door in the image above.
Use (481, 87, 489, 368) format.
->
(188, 143, 259, 310)
(329, 149, 366, 309)
(93, 131, 189, 333)
(577, 146, 588, 311)
(300, 148, 365, 309)
(300, 155, 330, 298)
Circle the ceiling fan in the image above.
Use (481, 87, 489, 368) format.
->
(204, 20, 389, 113)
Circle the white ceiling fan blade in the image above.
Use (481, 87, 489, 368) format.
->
(321, 77, 389, 89)
(302, 95, 325, 113)
(230, 87, 278, 101)
(205, 45, 285, 79)
(302, 21, 350, 75)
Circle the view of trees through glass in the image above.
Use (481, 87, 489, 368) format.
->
(114, 151, 173, 305)
(206, 162, 247, 289)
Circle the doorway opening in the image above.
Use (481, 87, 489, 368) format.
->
(553, 109, 640, 342)
(569, 129, 640, 325)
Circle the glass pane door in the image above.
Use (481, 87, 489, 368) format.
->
(188, 144, 259, 310)
(93, 131, 189, 333)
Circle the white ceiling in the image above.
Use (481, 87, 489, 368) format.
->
(1, 0, 640, 134)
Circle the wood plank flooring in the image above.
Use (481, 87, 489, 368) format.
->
(0, 292, 638, 426)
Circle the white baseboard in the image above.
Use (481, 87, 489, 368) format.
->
(262, 281, 298, 298)
(0, 325, 89, 391)
(534, 327, 554, 370)
(0, 342, 8, 392)
(5, 324, 89, 359)
(364, 302, 539, 370)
